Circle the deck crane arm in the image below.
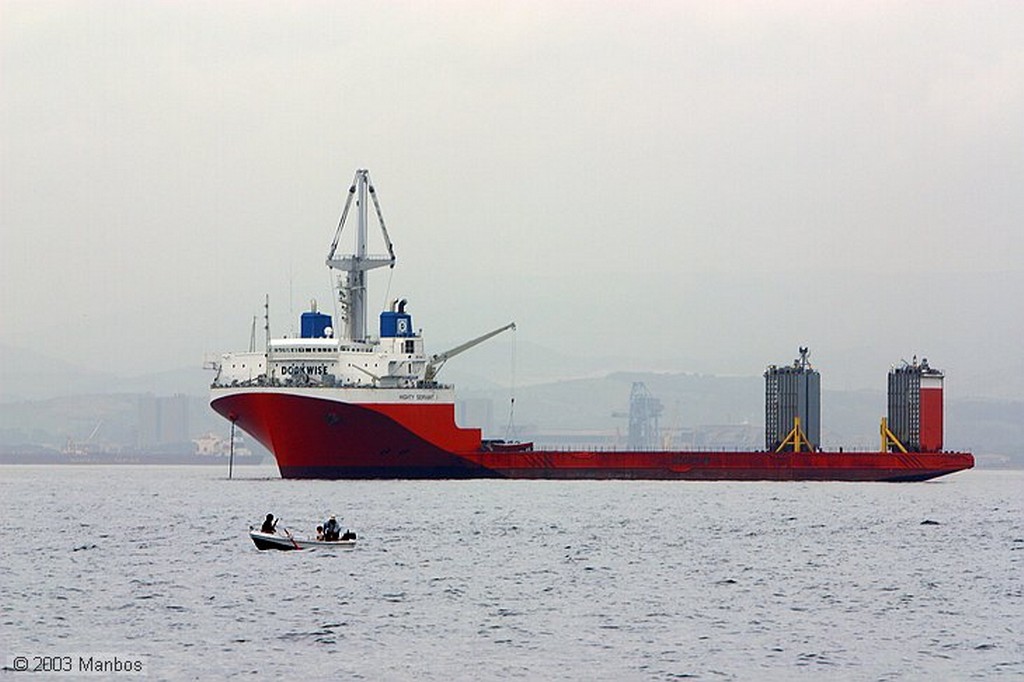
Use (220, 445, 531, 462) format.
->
(424, 322, 516, 383)
(367, 182, 396, 266)
(326, 170, 396, 270)
(326, 178, 357, 264)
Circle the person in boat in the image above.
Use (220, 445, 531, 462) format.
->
(323, 515, 340, 541)
(316, 525, 325, 541)
(260, 513, 277, 534)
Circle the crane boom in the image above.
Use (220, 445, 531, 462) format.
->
(324, 169, 397, 341)
(425, 322, 516, 382)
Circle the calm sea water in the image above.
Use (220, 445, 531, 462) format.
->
(1, 465, 1020, 680)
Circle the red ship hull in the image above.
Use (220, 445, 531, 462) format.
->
(211, 391, 974, 482)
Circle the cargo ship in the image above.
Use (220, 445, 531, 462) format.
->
(209, 170, 973, 481)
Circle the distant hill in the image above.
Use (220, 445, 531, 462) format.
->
(0, 343, 213, 403)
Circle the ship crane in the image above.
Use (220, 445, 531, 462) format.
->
(326, 169, 397, 342)
(424, 322, 516, 383)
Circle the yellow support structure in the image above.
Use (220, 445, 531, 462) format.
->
(880, 417, 908, 453)
(775, 416, 811, 453)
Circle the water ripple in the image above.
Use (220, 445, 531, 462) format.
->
(1, 466, 1020, 680)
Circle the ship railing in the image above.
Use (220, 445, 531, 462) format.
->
(211, 375, 452, 390)
(521, 445, 902, 454)
(525, 445, 765, 453)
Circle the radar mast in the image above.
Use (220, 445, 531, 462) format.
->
(325, 169, 396, 341)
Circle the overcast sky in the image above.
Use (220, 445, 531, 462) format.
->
(2, 1, 1022, 398)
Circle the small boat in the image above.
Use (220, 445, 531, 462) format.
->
(249, 528, 356, 551)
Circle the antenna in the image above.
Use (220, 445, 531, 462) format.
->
(264, 295, 272, 377)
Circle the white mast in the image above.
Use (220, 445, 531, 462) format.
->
(325, 169, 396, 341)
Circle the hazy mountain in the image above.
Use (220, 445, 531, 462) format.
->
(0, 343, 214, 403)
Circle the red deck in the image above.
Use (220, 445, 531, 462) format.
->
(211, 391, 974, 481)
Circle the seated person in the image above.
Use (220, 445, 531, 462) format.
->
(323, 515, 340, 541)
(315, 525, 325, 541)
(260, 513, 277, 534)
